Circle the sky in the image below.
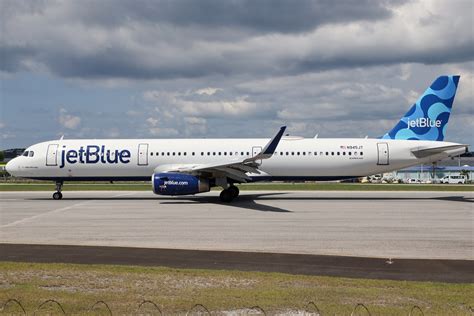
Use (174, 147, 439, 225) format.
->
(0, 0, 473, 149)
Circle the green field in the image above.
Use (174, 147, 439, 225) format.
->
(0, 182, 473, 191)
(0, 262, 472, 315)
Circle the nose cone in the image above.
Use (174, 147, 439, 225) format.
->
(5, 159, 17, 176)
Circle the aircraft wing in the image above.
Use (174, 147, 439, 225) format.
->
(158, 126, 286, 182)
(411, 144, 468, 158)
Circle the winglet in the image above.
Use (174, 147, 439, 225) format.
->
(262, 126, 286, 155)
(244, 126, 286, 163)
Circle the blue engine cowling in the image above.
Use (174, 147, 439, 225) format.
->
(152, 172, 210, 195)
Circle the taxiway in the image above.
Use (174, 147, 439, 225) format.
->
(1, 190, 472, 260)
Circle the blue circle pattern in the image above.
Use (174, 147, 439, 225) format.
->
(381, 75, 460, 141)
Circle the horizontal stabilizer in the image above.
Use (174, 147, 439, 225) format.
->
(411, 144, 468, 158)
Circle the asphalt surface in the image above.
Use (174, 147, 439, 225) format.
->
(1, 190, 472, 260)
(0, 243, 472, 283)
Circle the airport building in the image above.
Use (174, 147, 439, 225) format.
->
(390, 154, 473, 183)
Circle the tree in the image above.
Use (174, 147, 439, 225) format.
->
(0, 151, 4, 162)
(460, 169, 470, 180)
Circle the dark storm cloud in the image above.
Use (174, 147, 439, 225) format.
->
(294, 42, 474, 74)
(72, 0, 401, 33)
(0, 45, 37, 72)
(0, 0, 411, 79)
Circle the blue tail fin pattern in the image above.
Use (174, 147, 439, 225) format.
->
(381, 75, 460, 141)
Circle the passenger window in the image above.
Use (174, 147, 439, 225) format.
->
(343, 152, 346, 156)
(201, 152, 204, 156)
(360, 152, 363, 156)
(230, 152, 233, 156)
(326, 152, 329, 156)
(297, 152, 300, 155)
(247, 152, 250, 156)
(224, 152, 227, 156)
(337, 152, 340, 155)
(167, 152, 170, 156)
(286, 152, 289, 155)
(213, 152, 216, 156)
(241, 152, 244, 155)
(314, 152, 317, 155)
(348, 152, 352, 156)
(218, 152, 221, 156)
(151, 152, 154, 156)
(291, 152, 294, 156)
(331, 152, 334, 155)
(302, 152, 306, 156)
(29, 151, 34, 157)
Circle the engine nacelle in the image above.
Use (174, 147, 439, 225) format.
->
(152, 173, 210, 195)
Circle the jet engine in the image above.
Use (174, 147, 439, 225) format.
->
(152, 172, 210, 195)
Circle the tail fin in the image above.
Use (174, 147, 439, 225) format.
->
(381, 75, 460, 141)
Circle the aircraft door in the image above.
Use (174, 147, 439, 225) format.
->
(377, 143, 389, 165)
(252, 146, 263, 164)
(46, 144, 59, 166)
(138, 143, 149, 166)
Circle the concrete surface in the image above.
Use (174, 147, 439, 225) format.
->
(1, 190, 472, 260)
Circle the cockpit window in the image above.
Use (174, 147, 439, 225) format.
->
(23, 151, 29, 157)
(29, 151, 34, 157)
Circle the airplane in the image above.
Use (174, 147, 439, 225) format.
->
(6, 75, 468, 202)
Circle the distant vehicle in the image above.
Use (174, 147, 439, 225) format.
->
(369, 174, 382, 183)
(405, 178, 422, 184)
(441, 175, 466, 184)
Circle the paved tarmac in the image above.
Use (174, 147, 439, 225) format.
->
(1, 244, 471, 283)
(1, 190, 472, 260)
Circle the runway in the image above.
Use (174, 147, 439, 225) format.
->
(1, 190, 472, 260)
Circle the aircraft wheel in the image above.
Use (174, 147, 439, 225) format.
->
(53, 192, 63, 200)
(219, 189, 234, 203)
(228, 185, 239, 198)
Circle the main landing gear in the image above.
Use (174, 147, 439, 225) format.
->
(219, 185, 239, 203)
(52, 181, 63, 200)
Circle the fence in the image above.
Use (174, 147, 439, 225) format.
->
(2, 298, 462, 315)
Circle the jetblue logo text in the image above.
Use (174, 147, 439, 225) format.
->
(59, 145, 131, 169)
(408, 118, 441, 128)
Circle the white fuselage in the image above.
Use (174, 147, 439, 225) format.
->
(6, 137, 465, 182)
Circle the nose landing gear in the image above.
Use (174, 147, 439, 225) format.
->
(219, 185, 240, 203)
(53, 181, 63, 200)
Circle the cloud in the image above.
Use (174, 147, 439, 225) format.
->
(58, 108, 81, 129)
(184, 117, 206, 125)
(1, 1, 473, 148)
(194, 87, 222, 96)
(148, 127, 179, 137)
(146, 117, 159, 127)
(2, 0, 471, 80)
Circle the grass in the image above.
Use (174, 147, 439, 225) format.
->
(0, 182, 473, 191)
(0, 262, 472, 315)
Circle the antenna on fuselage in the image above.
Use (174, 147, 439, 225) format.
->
(314, 134, 319, 139)
(59, 135, 64, 140)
